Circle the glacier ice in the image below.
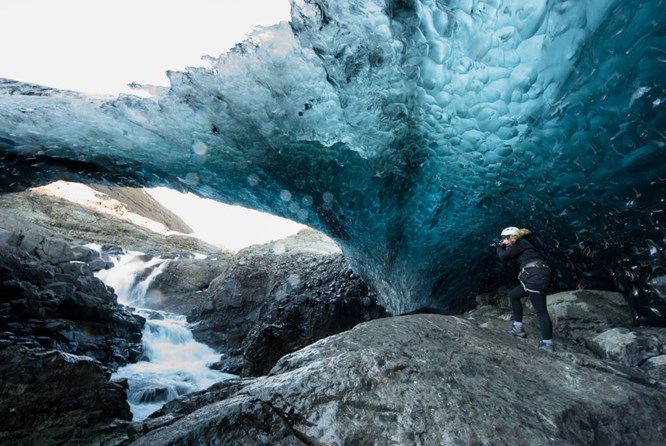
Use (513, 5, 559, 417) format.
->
(1, 0, 665, 319)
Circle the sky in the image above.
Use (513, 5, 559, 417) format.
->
(146, 187, 306, 252)
(0, 0, 307, 251)
(0, 0, 291, 95)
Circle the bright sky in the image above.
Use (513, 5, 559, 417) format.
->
(0, 0, 291, 95)
(146, 187, 306, 252)
(0, 0, 305, 250)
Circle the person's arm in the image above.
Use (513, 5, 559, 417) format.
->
(496, 238, 527, 262)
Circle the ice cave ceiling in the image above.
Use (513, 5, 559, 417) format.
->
(1, 0, 665, 319)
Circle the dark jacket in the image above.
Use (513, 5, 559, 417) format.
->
(497, 236, 551, 293)
(496, 236, 544, 268)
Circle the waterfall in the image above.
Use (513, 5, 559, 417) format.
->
(93, 248, 236, 421)
(94, 249, 170, 307)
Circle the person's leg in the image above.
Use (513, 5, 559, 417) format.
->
(508, 284, 527, 323)
(507, 285, 528, 337)
(528, 291, 553, 340)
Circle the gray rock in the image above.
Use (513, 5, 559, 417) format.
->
(39, 237, 75, 263)
(59, 260, 92, 276)
(184, 234, 387, 376)
(144, 255, 233, 314)
(0, 244, 145, 370)
(0, 228, 13, 247)
(591, 327, 664, 367)
(0, 190, 219, 256)
(129, 315, 666, 446)
(0, 345, 131, 445)
(642, 355, 666, 381)
(548, 289, 634, 336)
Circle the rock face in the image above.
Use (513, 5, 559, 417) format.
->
(0, 346, 131, 446)
(0, 188, 218, 256)
(0, 235, 144, 369)
(183, 230, 389, 376)
(0, 228, 145, 444)
(127, 313, 666, 446)
(87, 184, 193, 234)
(143, 254, 234, 315)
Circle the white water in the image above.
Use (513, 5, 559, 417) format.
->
(94, 249, 235, 421)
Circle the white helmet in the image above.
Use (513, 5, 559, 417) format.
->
(501, 227, 520, 237)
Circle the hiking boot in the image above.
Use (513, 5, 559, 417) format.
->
(538, 341, 555, 353)
(507, 324, 527, 338)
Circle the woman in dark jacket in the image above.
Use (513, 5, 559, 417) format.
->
(496, 227, 555, 352)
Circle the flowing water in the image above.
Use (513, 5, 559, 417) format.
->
(94, 247, 236, 421)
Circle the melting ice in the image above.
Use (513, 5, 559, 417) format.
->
(1, 0, 665, 320)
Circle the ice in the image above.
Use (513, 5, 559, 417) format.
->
(1, 0, 665, 319)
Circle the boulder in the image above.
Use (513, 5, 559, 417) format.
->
(0, 346, 131, 445)
(0, 233, 146, 445)
(547, 289, 635, 337)
(641, 355, 666, 382)
(128, 315, 666, 446)
(590, 327, 666, 368)
(144, 255, 233, 314)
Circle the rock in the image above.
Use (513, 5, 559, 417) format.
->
(128, 315, 666, 446)
(87, 184, 193, 234)
(144, 255, 233, 314)
(0, 240, 145, 370)
(0, 345, 131, 445)
(0, 190, 220, 256)
(185, 231, 387, 376)
(641, 355, 666, 381)
(548, 289, 635, 337)
(591, 327, 665, 367)
(0, 229, 147, 445)
(239, 255, 388, 376)
(59, 260, 92, 276)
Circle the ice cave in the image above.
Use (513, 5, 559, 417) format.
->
(1, 0, 665, 319)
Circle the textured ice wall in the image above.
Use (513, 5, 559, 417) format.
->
(1, 0, 665, 317)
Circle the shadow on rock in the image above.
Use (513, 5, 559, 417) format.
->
(0, 229, 145, 445)
(128, 313, 666, 446)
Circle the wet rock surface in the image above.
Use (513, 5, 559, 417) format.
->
(0, 235, 144, 369)
(0, 228, 145, 445)
(182, 230, 389, 376)
(0, 346, 131, 446)
(127, 313, 666, 446)
(144, 254, 234, 315)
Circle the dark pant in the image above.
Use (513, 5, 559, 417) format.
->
(509, 284, 553, 340)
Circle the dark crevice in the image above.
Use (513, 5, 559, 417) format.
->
(259, 399, 313, 446)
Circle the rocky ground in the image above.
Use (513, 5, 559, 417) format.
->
(143, 229, 389, 377)
(0, 186, 391, 444)
(124, 296, 666, 445)
(0, 184, 213, 445)
(0, 229, 145, 445)
(0, 186, 218, 256)
(1, 184, 666, 445)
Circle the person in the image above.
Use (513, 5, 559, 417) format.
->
(496, 226, 555, 353)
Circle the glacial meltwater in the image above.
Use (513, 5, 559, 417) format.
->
(94, 248, 236, 421)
